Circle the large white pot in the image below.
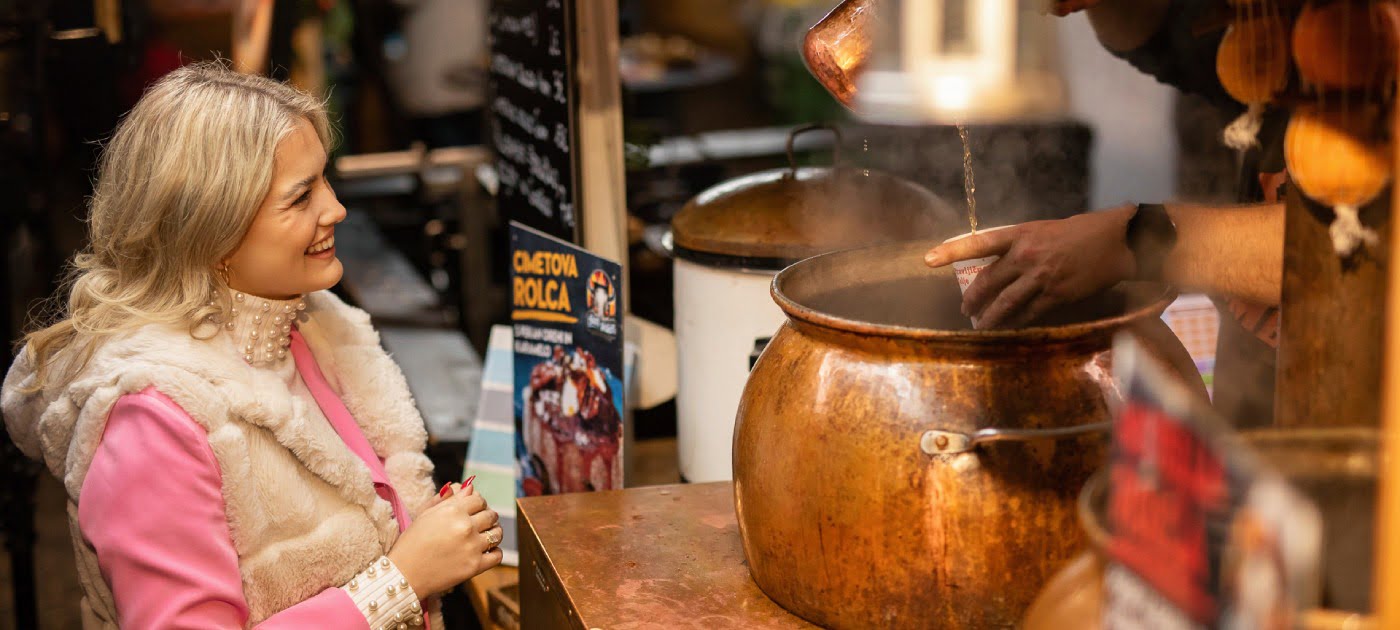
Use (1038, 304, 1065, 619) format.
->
(673, 257, 785, 482)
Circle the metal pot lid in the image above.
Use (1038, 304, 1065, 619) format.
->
(672, 165, 959, 263)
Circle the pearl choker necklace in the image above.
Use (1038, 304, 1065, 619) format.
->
(222, 291, 307, 366)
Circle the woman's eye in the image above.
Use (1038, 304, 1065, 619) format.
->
(293, 190, 311, 206)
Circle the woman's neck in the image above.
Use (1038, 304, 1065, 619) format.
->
(222, 289, 306, 366)
(227, 283, 302, 302)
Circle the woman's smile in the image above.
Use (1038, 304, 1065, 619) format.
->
(305, 233, 335, 259)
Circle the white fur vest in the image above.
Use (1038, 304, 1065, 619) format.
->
(1, 291, 441, 627)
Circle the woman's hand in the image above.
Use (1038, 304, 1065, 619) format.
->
(387, 485, 504, 598)
(424, 480, 466, 510)
(924, 207, 1136, 329)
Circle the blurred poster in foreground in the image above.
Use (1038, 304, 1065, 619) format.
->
(1104, 336, 1322, 630)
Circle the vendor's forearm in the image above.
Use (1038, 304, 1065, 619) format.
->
(1162, 202, 1284, 306)
(1085, 0, 1172, 52)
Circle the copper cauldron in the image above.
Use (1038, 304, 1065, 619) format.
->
(671, 124, 959, 483)
(733, 240, 1194, 629)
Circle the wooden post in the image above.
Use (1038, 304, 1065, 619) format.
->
(573, 0, 629, 311)
(1373, 123, 1400, 630)
(1366, 6, 1400, 624)
(1274, 187, 1389, 428)
(1372, 5, 1400, 624)
(94, 0, 122, 43)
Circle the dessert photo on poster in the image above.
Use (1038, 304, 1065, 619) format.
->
(510, 222, 625, 497)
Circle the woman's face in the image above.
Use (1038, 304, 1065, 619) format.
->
(224, 118, 345, 300)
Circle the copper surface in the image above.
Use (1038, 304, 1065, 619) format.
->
(1020, 551, 1106, 630)
(734, 240, 1193, 629)
(517, 482, 814, 629)
(802, 0, 879, 108)
(670, 165, 959, 262)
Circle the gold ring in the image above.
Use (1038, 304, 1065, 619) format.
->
(484, 529, 500, 547)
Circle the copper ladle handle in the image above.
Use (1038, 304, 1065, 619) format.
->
(919, 422, 1112, 455)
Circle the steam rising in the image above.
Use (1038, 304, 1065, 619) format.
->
(837, 121, 1093, 229)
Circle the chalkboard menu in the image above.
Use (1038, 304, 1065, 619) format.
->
(489, 0, 579, 243)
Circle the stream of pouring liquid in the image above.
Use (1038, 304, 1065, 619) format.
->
(958, 124, 978, 233)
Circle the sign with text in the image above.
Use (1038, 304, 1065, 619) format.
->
(510, 222, 623, 497)
(489, 0, 578, 242)
(1103, 337, 1321, 630)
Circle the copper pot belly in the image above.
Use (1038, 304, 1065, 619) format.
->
(733, 240, 1186, 629)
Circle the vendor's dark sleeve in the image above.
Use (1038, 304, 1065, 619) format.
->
(1109, 0, 1241, 114)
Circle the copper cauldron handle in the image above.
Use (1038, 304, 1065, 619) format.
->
(919, 422, 1112, 455)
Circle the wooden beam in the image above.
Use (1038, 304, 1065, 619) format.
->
(1275, 186, 1388, 428)
(1372, 4, 1400, 623)
(573, 0, 629, 310)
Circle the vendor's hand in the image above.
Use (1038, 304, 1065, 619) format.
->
(387, 489, 503, 597)
(923, 206, 1137, 329)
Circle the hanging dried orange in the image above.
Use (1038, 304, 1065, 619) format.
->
(1293, 0, 1394, 89)
(1217, 15, 1291, 104)
(1285, 105, 1391, 208)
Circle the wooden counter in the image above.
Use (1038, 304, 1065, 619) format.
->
(516, 482, 813, 629)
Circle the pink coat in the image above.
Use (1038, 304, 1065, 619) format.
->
(77, 330, 425, 628)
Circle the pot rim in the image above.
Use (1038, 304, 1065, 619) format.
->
(770, 242, 1178, 344)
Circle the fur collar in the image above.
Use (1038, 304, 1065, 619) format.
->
(2, 290, 435, 516)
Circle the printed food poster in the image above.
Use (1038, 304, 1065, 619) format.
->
(510, 222, 624, 496)
(1103, 336, 1321, 630)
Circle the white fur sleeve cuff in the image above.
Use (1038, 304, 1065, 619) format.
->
(340, 556, 424, 629)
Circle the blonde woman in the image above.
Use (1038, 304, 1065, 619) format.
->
(1, 62, 502, 628)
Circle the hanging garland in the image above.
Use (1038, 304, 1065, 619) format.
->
(1216, 0, 1397, 257)
(1285, 104, 1390, 254)
(1217, 1, 1291, 149)
(1293, 0, 1394, 88)
(1285, 0, 1395, 257)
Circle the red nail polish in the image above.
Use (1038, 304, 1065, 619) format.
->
(439, 483, 453, 498)
(464, 475, 476, 487)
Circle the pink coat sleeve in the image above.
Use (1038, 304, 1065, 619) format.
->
(77, 389, 371, 629)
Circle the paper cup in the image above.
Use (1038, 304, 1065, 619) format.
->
(952, 255, 999, 294)
(942, 225, 1016, 325)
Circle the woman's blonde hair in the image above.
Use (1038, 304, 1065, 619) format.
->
(20, 61, 331, 391)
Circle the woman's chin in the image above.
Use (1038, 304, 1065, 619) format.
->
(300, 258, 343, 294)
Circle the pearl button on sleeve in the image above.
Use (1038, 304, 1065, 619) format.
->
(339, 556, 424, 629)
